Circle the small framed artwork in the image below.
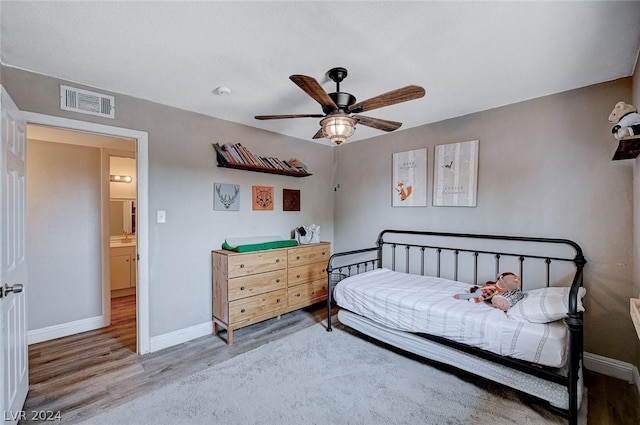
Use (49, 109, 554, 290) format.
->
(252, 185, 274, 210)
(283, 189, 301, 211)
(392, 148, 427, 207)
(433, 140, 479, 207)
(213, 183, 240, 211)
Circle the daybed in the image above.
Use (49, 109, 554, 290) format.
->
(326, 230, 586, 425)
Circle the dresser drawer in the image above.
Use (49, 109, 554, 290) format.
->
(288, 279, 328, 307)
(288, 244, 329, 267)
(229, 289, 287, 324)
(227, 250, 287, 278)
(288, 261, 327, 286)
(228, 269, 287, 302)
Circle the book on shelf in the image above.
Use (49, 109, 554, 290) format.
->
(287, 158, 308, 172)
(234, 144, 254, 165)
(222, 143, 243, 164)
(264, 157, 281, 169)
(274, 157, 291, 171)
(255, 155, 267, 167)
(214, 142, 309, 174)
(282, 160, 299, 172)
(212, 143, 231, 164)
(237, 143, 262, 167)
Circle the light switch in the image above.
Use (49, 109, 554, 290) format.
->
(157, 210, 166, 223)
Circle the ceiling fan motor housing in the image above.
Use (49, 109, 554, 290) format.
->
(326, 92, 356, 113)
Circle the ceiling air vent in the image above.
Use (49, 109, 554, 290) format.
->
(60, 85, 115, 119)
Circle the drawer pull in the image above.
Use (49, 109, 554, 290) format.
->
(276, 298, 281, 303)
(322, 252, 326, 255)
(296, 274, 301, 278)
(296, 255, 300, 260)
(322, 269, 326, 273)
(276, 279, 280, 283)
(276, 259, 280, 263)
(240, 264, 245, 268)
(295, 293, 301, 297)
(241, 308, 246, 313)
(240, 286, 245, 291)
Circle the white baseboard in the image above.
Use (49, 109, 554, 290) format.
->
(584, 352, 640, 400)
(584, 351, 639, 383)
(149, 320, 213, 353)
(28, 315, 103, 345)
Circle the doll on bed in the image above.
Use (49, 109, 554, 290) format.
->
(453, 272, 524, 311)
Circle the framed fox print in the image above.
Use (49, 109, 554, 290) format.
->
(392, 148, 427, 207)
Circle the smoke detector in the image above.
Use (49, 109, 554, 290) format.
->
(214, 86, 232, 96)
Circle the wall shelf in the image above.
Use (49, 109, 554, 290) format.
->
(213, 142, 312, 178)
(612, 135, 640, 160)
(217, 162, 312, 177)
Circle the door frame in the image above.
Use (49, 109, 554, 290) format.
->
(22, 112, 150, 354)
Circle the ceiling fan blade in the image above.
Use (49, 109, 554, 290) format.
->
(255, 114, 325, 120)
(353, 115, 402, 132)
(348, 85, 426, 113)
(290, 75, 338, 113)
(312, 128, 324, 139)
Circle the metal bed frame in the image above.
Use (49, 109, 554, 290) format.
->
(326, 229, 586, 425)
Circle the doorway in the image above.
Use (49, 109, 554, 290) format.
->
(23, 112, 150, 354)
(26, 125, 137, 348)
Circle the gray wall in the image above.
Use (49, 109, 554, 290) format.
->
(6, 64, 639, 365)
(3, 66, 334, 338)
(27, 140, 102, 329)
(334, 78, 638, 365)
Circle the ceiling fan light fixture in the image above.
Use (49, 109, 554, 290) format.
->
(320, 115, 356, 145)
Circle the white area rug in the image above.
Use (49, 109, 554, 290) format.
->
(78, 323, 586, 425)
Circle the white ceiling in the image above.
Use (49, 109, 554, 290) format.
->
(2, 1, 639, 145)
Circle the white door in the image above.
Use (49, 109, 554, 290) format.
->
(0, 88, 28, 424)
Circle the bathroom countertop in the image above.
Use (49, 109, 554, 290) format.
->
(110, 241, 137, 248)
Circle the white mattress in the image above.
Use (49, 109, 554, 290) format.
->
(333, 268, 568, 367)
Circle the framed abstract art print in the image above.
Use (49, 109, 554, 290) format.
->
(433, 140, 479, 207)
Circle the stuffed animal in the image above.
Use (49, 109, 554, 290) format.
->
(491, 289, 526, 312)
(453, 272, 522, 311)
(608, 101, 640, 140)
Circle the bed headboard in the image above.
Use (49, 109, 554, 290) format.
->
(327, 229, 586, 314)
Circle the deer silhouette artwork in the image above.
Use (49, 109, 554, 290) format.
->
(215, 184, 240, 209)
(396, 182, 413, 201)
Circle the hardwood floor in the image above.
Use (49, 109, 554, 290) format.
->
(21, 297, 640, 424)
(584, 369, 640, 425)
(22, 295, 326, 424)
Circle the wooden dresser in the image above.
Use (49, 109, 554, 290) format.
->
(212, 242, 330, 344)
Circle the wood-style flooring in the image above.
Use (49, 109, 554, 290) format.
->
(22, 295, 326, 424)
(21, 295, 640, 424)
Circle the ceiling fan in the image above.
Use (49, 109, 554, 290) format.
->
(255, 67, 426, 145)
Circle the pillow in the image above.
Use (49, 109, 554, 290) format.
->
(506, 286, 586, 323)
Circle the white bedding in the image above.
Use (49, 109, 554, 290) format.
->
(333, 268, 568, 367)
